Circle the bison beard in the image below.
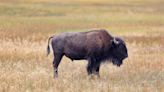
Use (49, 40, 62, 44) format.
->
(47, 29, 128, 78)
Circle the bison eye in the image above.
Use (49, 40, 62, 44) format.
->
(120, 44, 126, 49)
(118, 44, 123, 49)
(118, 44, 127, 53)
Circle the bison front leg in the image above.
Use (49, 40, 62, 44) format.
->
(87, 58, 101, 78)
(53, 54, 63, 78)
(87, 59, 92, 75)
(93, 62, 101, 78)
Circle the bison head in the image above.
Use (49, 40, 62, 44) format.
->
(110, 37, 128, 67)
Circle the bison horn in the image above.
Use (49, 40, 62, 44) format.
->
(113, 38, 119, 45)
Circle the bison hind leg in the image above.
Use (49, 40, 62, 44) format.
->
(53, 53, 63, 78)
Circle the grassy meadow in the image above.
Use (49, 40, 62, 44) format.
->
(0, 0, 164, 92)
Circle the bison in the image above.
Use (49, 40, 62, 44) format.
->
(47, 29, 128, 78)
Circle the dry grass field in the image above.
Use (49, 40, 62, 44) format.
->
(0, 0, 164, 92)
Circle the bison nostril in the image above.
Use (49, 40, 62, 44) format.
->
(125, 54, 128, 58)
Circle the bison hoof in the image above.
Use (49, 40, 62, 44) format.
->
(88, 74, 100, 80)
(54, 74, 58, 78)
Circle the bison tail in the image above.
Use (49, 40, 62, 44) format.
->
(47, 36, 54, 56)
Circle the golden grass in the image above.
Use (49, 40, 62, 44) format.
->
(0, 0, 164, 92)
(0, 36, 163, 92)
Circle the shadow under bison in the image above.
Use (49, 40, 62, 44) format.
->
(47, 29, 128, 78)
